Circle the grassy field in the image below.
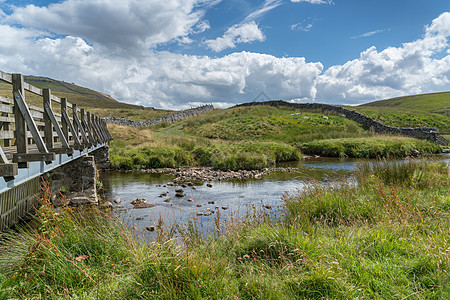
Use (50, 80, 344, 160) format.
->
(1, 160, 448, 299)
(353, 91, 450, 132)
(108, 104, 445, 170)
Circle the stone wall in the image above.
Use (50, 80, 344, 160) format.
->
(235, 101, 449, 146)
(104, 104, 214, 127)
(46, 155, 98, 206)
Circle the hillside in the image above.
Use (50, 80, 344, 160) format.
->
(359, 91, 450, 116)
(353, 91, 450, 133)
(0, 76, 174, 121)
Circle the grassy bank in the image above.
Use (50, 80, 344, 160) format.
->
(302, 136, 443, 158)
(109, 124, 301, 171)
(1, 160, 449, 299)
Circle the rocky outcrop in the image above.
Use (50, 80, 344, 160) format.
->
(235, 101, 449, 146)
(104, 104, 214, 127)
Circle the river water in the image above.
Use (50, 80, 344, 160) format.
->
(99, 154, 450, 240)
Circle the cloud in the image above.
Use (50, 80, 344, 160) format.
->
(244, 0, 283, 22)
(315, 12, 450, 103)
(291, 0, 334, 4)
(4, 0, 215, 53)
(0, 2, 449, 109)
(291, 19, 314, 32)
(204, 21, 265, 52)
(351, 29, 387, 39)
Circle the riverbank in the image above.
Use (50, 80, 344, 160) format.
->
(1, 159, 448, 298)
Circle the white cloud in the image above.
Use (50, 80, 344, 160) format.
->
(204, 21, 265, 52)
(0, 2, 449, 109)
(291, 0, 334, 4)
(244, 0, 283, 22)
(351, 29, 387, 39)
(291, 22, 313, 32)
(315, 12, 450, 103)
(4, 0, 215, 53)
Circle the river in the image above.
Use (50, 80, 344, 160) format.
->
(99, 154, 450, 240)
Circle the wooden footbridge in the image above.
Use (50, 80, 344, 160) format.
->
(0, 70, 113, 229)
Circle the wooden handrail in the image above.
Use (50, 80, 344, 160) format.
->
(0, 70, 113, 177)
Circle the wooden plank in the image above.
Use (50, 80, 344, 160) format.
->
(62, 107, 81, 147)
(50, 94, 61, 103)
(89, 113, 100, 143)
(0, 96, 14, 105)
(43, 96, 70, 149)
(0, 70, 12, 84)
(43, 89, 54, 149)
(97, 116, 107, 142)
(13, 152, 55, 163)
(23, 82, 42, 96)
(0, 145, 9, 164)
(73, 105, 89, 145)
(0, 116, 14, 123)
(61, 98, 69, 141)
(0, 104, 13, 114)
(0, 131, 14, 139)
(12, 74, 28, 159)
(0, 163, 18, 177)
(28, 105, 44, 113)
(13, 90, 49, 154)
(81, 109, 94, 145)
(49, 147, 73, 155)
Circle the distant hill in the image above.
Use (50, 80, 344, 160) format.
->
(359, 91, 450, 117)
(23, 76, 141, 110)
(0, 75, 174, 121)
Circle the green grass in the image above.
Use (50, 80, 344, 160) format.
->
(354, 91, 450, 132)
(1, 161, 449, 299)
(107, 104, 446, 171)
(301, 136, 443, 158)
(359, 91, 450, 116)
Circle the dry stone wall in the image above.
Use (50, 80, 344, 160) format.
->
(104, 104, 214, 127)
(236, 101, 449, 146)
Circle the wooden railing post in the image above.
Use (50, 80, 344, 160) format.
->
(61, 98, 69, 142)
(12, 74, 27, 167)
(81, 109, 93, 145)
(43, 89, 54, 149)
(73, 104, 79, 142)
(87, 112, 96, 144)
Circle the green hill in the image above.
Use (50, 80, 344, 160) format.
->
(353, 92, 450, 133)
(359, 91, 450, 116)
(0, 76, 173, 121)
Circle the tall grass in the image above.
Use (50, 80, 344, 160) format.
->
(1, 160, 449, 298)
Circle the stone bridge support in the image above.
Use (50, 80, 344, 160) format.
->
(46, 146, 110, 207)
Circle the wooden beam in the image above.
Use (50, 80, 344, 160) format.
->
(13, 91, 49, 154)
(62, 108, 81, 148)
(73, 105, 89, 146)
(61, 98, 69, 141)
(0, 163, 18, 177)
(96, 116, 106, 142)
(43, 89, 70, 149)
(49, 147, 74, 155)
(43, 89, 54, 149)
(0, 146, 9, 164)
(0, 70, 12, 84)
(12, 74, 27, 157)
(81, 109, 94, 145)
(13, 153, 55, 163)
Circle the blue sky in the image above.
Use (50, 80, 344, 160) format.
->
(0, 0, 449, 108)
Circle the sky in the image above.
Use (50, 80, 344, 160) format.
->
(0, 0, 449, 109)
